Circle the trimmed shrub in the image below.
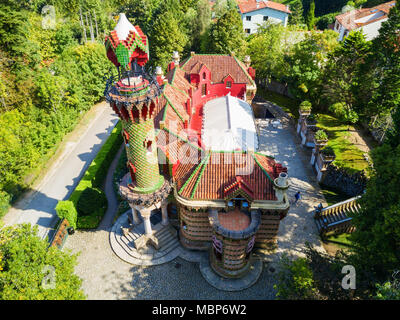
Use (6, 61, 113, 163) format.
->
(77, 187, 107, 217)
(91, 123, 123, 188)
(55, 200, 77, 229)
(315, 129, 328, 141)
(321, 146, 335, 157)
(299, 100, 312, 111)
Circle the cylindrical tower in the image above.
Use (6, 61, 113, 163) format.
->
(104, 13, 171, 238)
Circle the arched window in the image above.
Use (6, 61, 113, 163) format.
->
(202, 72, 206, 80)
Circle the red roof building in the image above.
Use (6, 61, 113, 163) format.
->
(104, 15, 290, 280)
(334, 1, 396, 41)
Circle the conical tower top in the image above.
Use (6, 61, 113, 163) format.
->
(105, 13, 149, 70)
(114, 13, 139, 40)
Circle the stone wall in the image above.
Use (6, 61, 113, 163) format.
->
(179, 205, 212, 249)
(258, 79, 294, 98)
(321, 164, 367, 197)
(255, 210, 282, 247)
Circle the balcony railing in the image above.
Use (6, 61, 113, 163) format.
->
(104, 68, 161, 105)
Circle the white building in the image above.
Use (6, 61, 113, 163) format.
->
(334, 0, 396, 41)
(237, 0, 291, 35)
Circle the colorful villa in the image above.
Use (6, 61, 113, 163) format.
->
(104, 14, 290, 279)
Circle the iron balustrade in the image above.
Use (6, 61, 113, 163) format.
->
(104, 68, 162, 106)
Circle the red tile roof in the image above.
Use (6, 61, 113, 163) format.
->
(237, 0, 291, 14)
(175, 151, 279, 201)
(336, 0, 396, 31)
(180, 54, 255, 86)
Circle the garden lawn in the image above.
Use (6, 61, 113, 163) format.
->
(325, 233, 353, 248)
(320, 186, 350, 206)
(316, 114, 369, 174)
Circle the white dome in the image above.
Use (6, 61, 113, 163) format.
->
(114, 13, 138, 40)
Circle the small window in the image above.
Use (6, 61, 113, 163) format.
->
(246, 16, 251, 21)
(245, 28, 251, 34)
(201, 84, 207, 96)
(226, 81, 232, 88)
(202, 72, 206, 80)
(263, 16, 268, 21)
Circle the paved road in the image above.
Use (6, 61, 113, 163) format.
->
(2, 102, 119, 239)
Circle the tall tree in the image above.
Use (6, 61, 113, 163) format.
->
(349, 109, 400, 280)
(208, 8, 247, 58)
(150, 10, 188, 69)
(286, 30, 338, 106)
(348, 5, 400, 278)
(306, 0, 316, 30)
(322, 31, 371, 119)
(188, 0, 211, 52)
(368, 1, 400, 118)
(289, 0, 304, 26)
(247, 24, 293, 81)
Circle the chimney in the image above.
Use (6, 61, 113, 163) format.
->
(244, 55, 251, 68)
(172, 51, 180, 65)
(273, 172, 290, 203)
(155, 66, 164, 86)
(286, 4, 290, 12)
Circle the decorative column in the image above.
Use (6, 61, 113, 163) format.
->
(140, 207, 153, 235)
(129, 204, 141, 225)
(161, 200, 169, 226)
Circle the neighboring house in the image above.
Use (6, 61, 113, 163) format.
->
(237, 0, 291, 35)
(334, 0, 396, 41)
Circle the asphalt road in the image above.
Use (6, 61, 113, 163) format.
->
(3, 102, 119, 239)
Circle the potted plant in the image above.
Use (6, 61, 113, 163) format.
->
(299, 100, 312, 116)
(320, 146, 336, 161)
(314, 129, 328, 145)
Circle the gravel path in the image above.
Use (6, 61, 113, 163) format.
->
(64, 103, 327, 300)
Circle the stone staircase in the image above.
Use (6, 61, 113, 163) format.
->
(314, 196, 361, 236)
(110, 213, 181, 266)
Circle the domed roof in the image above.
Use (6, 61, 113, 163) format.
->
(114, 13, 138, 41)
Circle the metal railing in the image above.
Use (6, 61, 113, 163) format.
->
(104, 67, 162, 105)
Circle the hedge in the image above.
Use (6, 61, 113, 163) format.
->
(57, 121, 122, 229)
(77, 187, 107, 216)
(55, 200, 77, 229)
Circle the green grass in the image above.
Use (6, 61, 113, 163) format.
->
(257, 88, 299, 119)
(316, 114, 369, 174)
(320, 185, 350, 206)
(324, 233, 353, 249)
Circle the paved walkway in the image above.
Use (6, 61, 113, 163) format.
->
(255, 116, 327, 264)
(2, 102, 119, 239)
(64, 101, 328, 299)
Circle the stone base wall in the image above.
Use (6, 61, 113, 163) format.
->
(179, 205, 212, 248)
(321, 164, 367, 197)
(212, 233, 250, 273)
(179, 206, 286, 249)
(255, 210, 282, 247)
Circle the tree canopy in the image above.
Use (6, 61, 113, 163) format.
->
(0, 223, 85, 300)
